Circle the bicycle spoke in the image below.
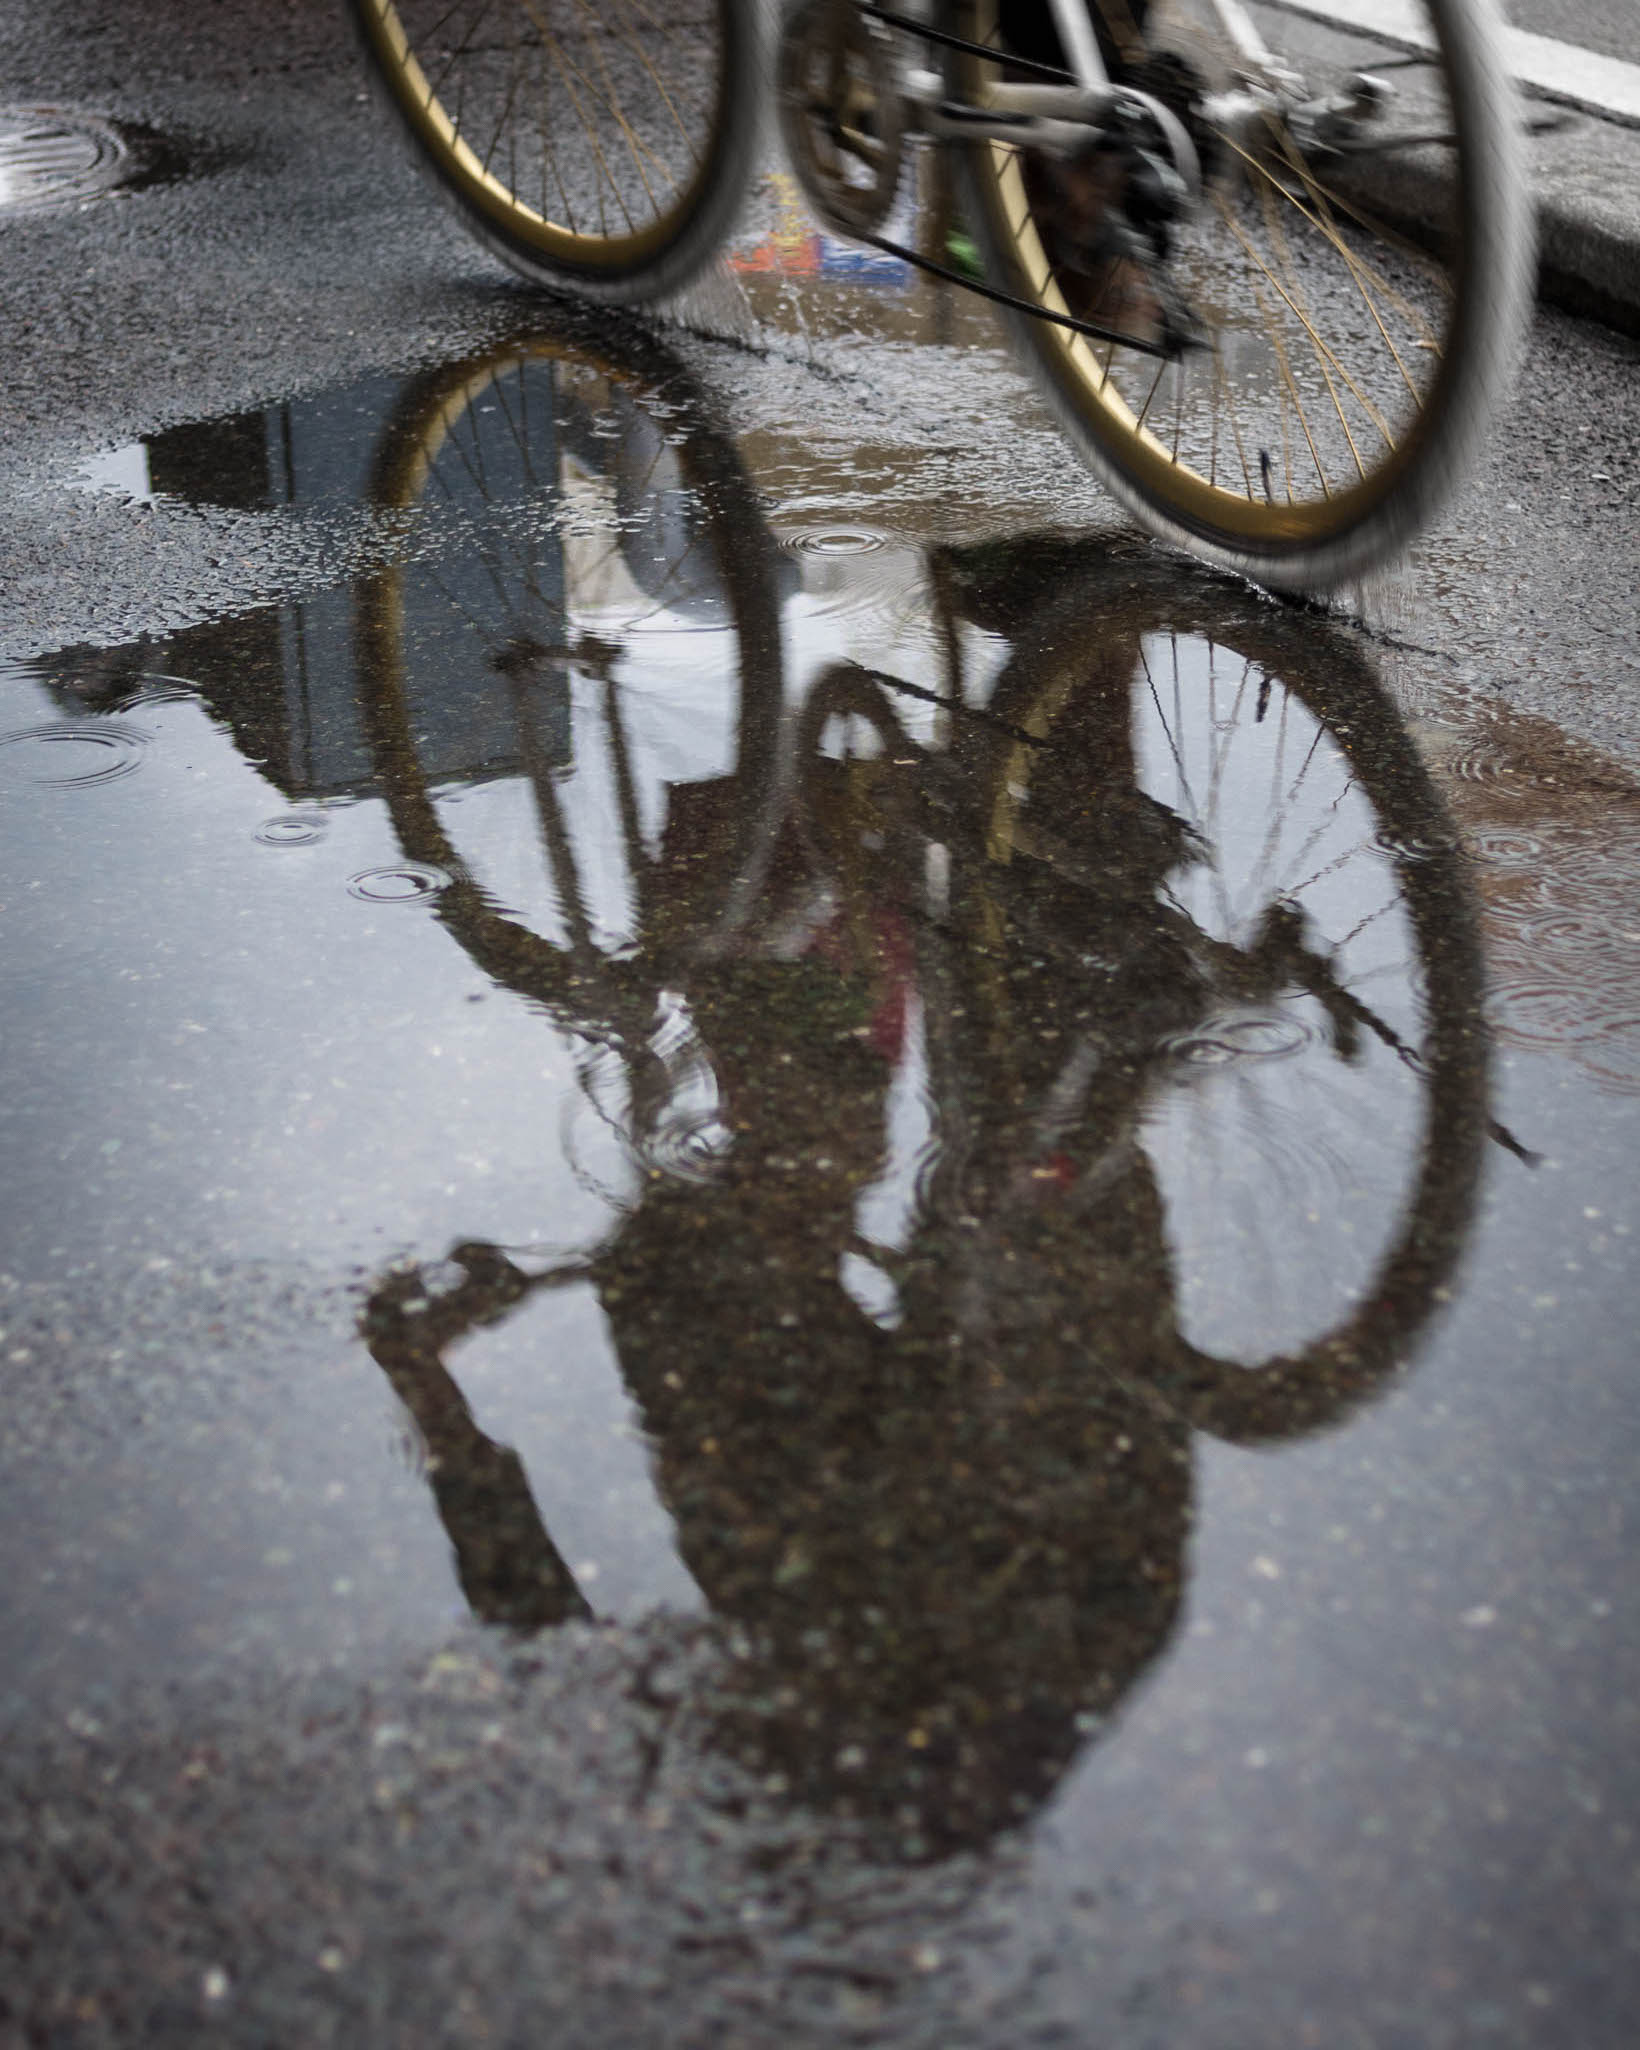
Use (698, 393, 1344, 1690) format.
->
(1254, 177, 1371, 481)
(367, 0, 728, 273)
(605, 0, 703, 164)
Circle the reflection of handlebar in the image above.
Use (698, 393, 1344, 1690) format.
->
(794, 550, 1489, 1439)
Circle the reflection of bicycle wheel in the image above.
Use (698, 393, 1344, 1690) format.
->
(355, 322, 785, 1070)
(969, 555, 1486, 1434)
(350, 0, 762, 302)
(949, 0, 1529, 589)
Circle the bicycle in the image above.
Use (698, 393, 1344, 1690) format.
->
(348, 0, 1531, 592)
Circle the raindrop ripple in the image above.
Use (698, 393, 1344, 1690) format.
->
(0, 720, 150, 788)
(257, 811, 330, 848)
(347, 863, 451, 904)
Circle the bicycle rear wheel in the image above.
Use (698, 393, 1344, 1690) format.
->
(948, 0, 1530, 589)
(351, 0, 763, 302)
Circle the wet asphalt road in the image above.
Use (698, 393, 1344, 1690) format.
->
(4, 4, 1640, 2047)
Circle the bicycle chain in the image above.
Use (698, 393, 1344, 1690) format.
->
(848, 5, 1188, 358)
(853, 224, 1186, 358)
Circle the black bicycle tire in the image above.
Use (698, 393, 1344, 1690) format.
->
(347, 0, 765, 305)
(945, 0, 1532, 590)
(354, 317, 788, 1034)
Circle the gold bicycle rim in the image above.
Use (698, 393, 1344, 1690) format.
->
(357, 0, 732, 272)
(964, 4, 1468, 549)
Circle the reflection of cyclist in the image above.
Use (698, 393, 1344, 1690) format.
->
(612, 755, 1190, 1839)
(362, 559, 1486, 1857)
(366, 788, 1195, 1853)
(356, 325, 1488, 1859)
(576, 594, 1224, 1849)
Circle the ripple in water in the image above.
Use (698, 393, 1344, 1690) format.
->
(0, 721, 150, 788)
(113, 672, 200, 710)
(1487, 980, 1640, 1095)
(1486, 890, 1640, 1095)
(642, 1110, 735, 1184)
(1448, 741, 1623, 798)
(774, 527, 923, 632)
(347, 863, 451, 903)
(1161, 1012, 1314, 1067)
(1509, 910, 1628, 956)
(256, 811, 330, 847)
(1449, 746, 1528, 788)
(1469, 827, 1548, 870)
(776, 525, 888, 557)
(1373, 826, 1455, 863)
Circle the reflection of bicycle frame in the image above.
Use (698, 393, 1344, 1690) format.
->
(354, 320, 1489, 1851)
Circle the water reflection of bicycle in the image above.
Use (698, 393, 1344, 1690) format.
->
(355, 317, 1487, 1854)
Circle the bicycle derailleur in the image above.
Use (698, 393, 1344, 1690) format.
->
(776, 0, 1213, 355)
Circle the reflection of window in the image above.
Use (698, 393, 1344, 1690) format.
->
(143, 407, 273, 509)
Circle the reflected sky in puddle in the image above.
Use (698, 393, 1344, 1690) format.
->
(5, 312, 1640, 1929)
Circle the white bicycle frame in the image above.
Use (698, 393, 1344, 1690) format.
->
(889, 0, 1315, 164)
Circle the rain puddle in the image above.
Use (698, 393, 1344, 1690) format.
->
(5, 314, 1639, 1971)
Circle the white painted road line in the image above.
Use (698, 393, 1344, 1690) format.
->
(1508, 26, 1640, 128)
(1264, 0, 1640, 128)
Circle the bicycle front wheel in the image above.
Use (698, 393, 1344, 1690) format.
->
(949, 0, 1531, 589)
(351, 0, 763, 302)
(972, 548, 1490, 1434)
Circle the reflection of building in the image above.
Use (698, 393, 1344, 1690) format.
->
(73, 383, 572, 801)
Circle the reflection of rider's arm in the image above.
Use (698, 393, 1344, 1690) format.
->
(362, 1256, 592, 1629)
